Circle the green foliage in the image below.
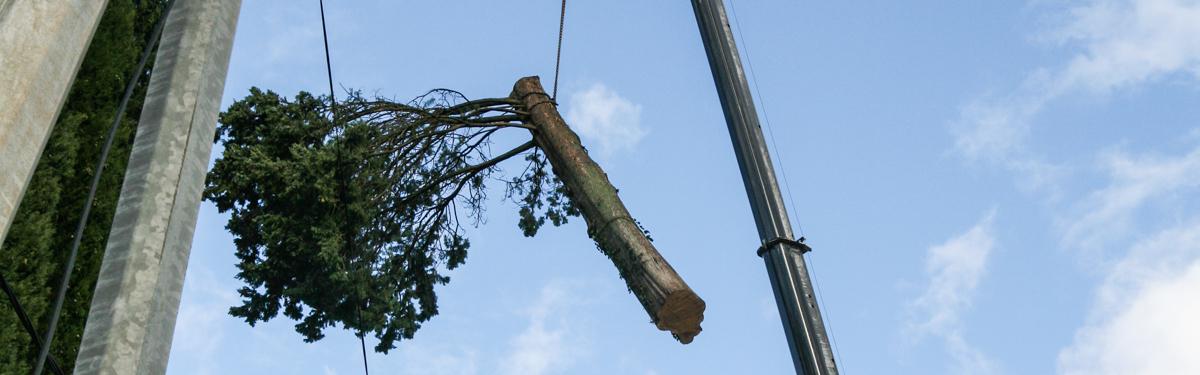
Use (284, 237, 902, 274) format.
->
(205, 88, 579, 352)
(508, 151, 581, 237)
(0, 1, 168, 373)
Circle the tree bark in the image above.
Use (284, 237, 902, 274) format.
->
(511, 76, 705, 343)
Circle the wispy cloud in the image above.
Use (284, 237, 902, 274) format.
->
(565, 83, 646, 157)
(952, 86, 1063, 194)
(1062, 145, 1200, 253)
(953, 0, 1200, 191)
(1058, 221, 1200, 375)
(501, 281, 587, 375)
(948, 13, 1200, 373)
(1051, 141, 1200, 374)
(909, 211, 999, 375)
(1048, 0, 1200, 93)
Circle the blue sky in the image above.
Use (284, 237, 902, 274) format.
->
(168, 1, 1200, 374)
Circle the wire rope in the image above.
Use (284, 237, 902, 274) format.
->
(552, 0, 567, 100)
(725, 0, 846, 370)
(0, 273, 63, 375)
(317, 1, 370, 374)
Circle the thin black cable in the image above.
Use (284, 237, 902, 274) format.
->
(726, 0, 804, 239)
(33, 1, 176, 373)
(317, 2, 369, 374)
(0, 273, 63, 375)
(319, 0, 337, 107)
(806, 256, 845, 371)
(726, 0, 845, 369)
(358, 334, 369, 375)
(552, 0, 566, 100)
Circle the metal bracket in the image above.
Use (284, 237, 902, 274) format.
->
(756, 237, 812, 257)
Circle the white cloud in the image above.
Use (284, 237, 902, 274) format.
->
(1062, 145, 1200, 252)
(565, 83, 646, 156)
(953, 84, 1065, 194)
(1050, 0, 1200, 93)
(953, 0, 1200, 189)
(501, 282, 586, 375)
(909, 211, 999, 375)
(1052, 142, 1200, 374)
(953, 96, 1041, 163)
(942, 1, 1200, 373)
(1058, 221, 1200, 375)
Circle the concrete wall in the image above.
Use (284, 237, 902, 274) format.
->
(74, 1, 241, 374)
(0, 1, 109, 246)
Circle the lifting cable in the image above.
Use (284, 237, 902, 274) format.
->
(0, 274, 63, 375)
(725, 0, 804, 240)
(552, 0, 567, 100)
(725, 0, 845, 369)
(30, 1, 177, 373)
(314, 4, 568, 374)
(317, 1, 370, 375)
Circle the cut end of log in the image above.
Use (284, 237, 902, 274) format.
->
(655, 290, 706, 344)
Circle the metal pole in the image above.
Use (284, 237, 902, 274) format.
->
(0, 0, 108, 247)
(689, 1, 838, 374)
(32, 3, 176, 373)
(74, 0, 241, 373)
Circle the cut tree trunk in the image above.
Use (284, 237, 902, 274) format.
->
(511, 76, 705, 343)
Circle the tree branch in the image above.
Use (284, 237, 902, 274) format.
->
(396, 140, 537, 207)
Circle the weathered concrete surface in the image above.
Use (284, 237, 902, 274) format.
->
(74, 1, 241, 374)
(0, 0, 109, 246)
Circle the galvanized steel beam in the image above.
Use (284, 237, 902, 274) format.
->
(0, 0, 109, 246)
(74, 1, 241, 373)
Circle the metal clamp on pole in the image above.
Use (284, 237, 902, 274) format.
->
(757, 237, 812, 257)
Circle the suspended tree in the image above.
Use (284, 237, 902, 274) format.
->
(205, 77, 704, 352)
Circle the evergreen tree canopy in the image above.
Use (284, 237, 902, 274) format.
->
(205, 88, 579, 352)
